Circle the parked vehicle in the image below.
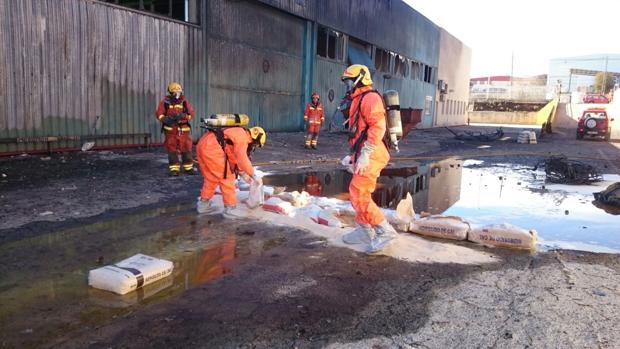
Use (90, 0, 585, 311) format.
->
(582, 94, 609, 104)
(576, 108, 614, 141)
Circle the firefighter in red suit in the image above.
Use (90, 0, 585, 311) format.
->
(155, 82, 195, 176)
(304, 92, 325, 149)
(303, 172, 323, 196)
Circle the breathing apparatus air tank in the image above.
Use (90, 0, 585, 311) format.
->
(382, 90, 403, 151)
(201, 114, 250, 127)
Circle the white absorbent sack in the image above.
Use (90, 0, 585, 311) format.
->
(293, 204, 323, 223)
(278, 190, 311, 207)
(409, 215, 470, 241)
(317, 209, 343, 227)
(468, 223, 538, 250)
(88, 254, 174, 295)
(263, 197, 295, 216)
(246, 180, 264, 209)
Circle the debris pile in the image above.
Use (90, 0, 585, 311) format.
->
(446, 127, 504, 142)
(534, 156, 602, 184)
(594, 182, 620, 207)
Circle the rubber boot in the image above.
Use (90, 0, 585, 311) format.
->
(368, 219, 399, 253)
(342, 224, 375, 245)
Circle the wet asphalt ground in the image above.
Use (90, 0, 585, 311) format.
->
(1, 126, 620, 348)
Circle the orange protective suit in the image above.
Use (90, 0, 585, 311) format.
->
(196, 127, 255, 206)
(304, 102, 324, 148)
(194, 235, 236, 284)
(347, 85, 390, 226)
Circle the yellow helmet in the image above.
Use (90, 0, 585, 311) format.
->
(167, 82, 183, 94)
(341, 64, 373, 86)
(249, 127, 266, 147)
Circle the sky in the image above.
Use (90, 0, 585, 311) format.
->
(404, 0, 620, 78)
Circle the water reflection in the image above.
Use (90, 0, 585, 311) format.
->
(263, 160, 620, 251)
(0, 207, 284, 348)
(263, 159, 464, 214)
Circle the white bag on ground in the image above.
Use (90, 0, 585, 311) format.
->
(317, 209, 343, 227)
(468, 223, 537, 250)
(278, 190, 311, 207)
(293, 204, 323, 223)
(263, 197, 295, 216)
(246, 180, 264, 209)
(395, 193, 415, 223)
(88, 254, 174, 295)
(409, 215, 470, 241)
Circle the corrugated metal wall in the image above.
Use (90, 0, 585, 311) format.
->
(313, 58, 348, 127)
(0, 0, 207, 153)
(206, 0, 305, 132)
(1, 0, 456, 154)
(259, 0, 440, 128)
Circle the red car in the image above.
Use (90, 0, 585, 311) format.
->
(583, 94, 609, 104)
(576, 108, 614, 141)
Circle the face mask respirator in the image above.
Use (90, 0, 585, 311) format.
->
(343, 71, 365, 94)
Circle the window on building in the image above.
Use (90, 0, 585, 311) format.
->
(393, 55, 408, 78)
(375, 47, 391, 73)
(103, 0, 200, 23)
(423, 65, 433, 83)
(415, 175, 426, 193)
(347, 37, 375, 70)
(424, 96, 432, 115)
(411, 61, 419, 80)
(317, 26, 345, 61)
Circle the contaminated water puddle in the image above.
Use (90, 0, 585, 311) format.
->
(0, 205, 289, 347)
(263, 159, 620, 253)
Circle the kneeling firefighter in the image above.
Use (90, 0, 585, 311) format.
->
(196, 114, 266, 218)
(155, 82, 195, 176)
(340, 64, 399, 253)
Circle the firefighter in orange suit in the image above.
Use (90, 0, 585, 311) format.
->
(340, 64, 398, 253)
(304, 92, 324, 149)
(155, 82, 195, 176)
(195, 126, 266, 219)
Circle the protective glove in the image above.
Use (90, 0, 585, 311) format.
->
(240, 173, 252, 184)
(251, 172, 263, 186)
(354, 142, 375, 175)
(162, 116, 175, 126)
(341, 155, 354, 174)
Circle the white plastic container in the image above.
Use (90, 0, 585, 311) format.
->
(468, 223, 538, 250)
(88, 254, 174, 295)
(409, 215, 470, 241)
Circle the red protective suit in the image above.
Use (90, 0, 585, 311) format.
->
(155, 95, 195, 173)
(304, 102, 324, 148)
(347, 85, 390, 226)
(196, 127, 255, 206)
(303, 173, 323, 196)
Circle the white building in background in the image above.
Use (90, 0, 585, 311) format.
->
(547, 54, 620, 97)
(469, 75, 548, 102)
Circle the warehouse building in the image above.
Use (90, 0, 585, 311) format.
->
(0, 0, 471, 154)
